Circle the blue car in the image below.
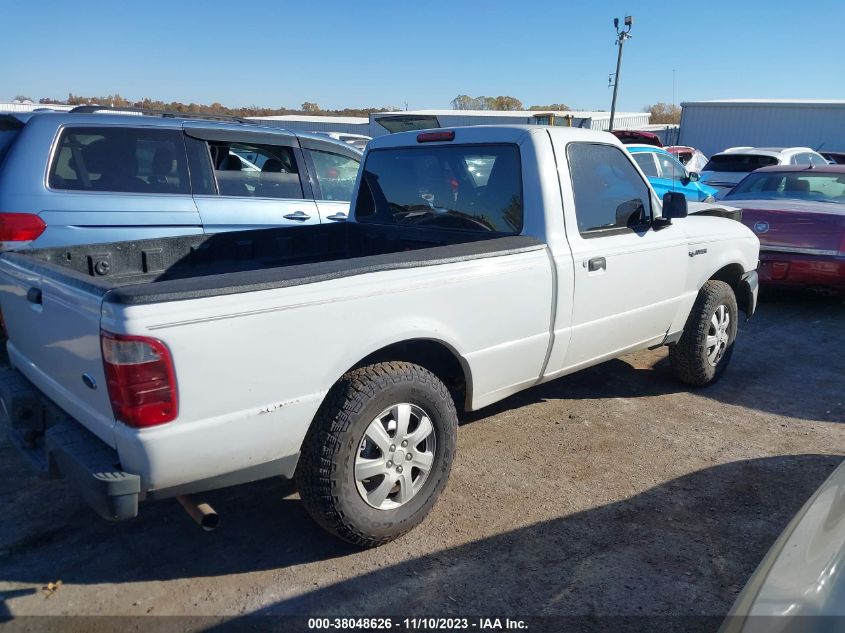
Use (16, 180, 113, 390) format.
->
(627, 145, 717, 202)
(0, 107, 362, 250)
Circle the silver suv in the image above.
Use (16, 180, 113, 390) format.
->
(0, 107, 362, 249)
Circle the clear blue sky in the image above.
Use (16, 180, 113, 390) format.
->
(3, 0, 844, 112)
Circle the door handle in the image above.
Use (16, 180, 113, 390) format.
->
(587, 257, 606, 272)
(283, 211, 311, 221)
(26, 287, 42, 304)
(325, 213, 348, 222)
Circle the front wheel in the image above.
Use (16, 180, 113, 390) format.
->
(296, 361, 458, 547)
(669, 280, 739, 387)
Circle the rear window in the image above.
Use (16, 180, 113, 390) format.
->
(49, 127, 189, 194)
(702, 154, 778, 173)
(0, 118, 23, 165)
(355, 144, 523, 233)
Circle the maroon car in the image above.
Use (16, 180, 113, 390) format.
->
(723, 165, 845, 291)
(611, 130, 662, 147)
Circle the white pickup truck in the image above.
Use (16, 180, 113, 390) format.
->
(0, 126, 759, 546)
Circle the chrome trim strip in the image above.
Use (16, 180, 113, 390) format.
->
(763, 246, 841, 257)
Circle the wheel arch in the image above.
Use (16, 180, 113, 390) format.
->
(348, 338, 472, 412)
(709, 262, 753, 316)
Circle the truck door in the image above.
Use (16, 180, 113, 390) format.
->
(183, 124, 321, 232)
(557, 141, 688, 371)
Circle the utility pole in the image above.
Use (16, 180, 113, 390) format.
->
(608, 15, 633, 132)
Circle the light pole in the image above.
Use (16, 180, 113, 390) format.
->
(608, 15, 633, 132)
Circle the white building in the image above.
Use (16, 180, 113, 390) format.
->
(679, 99, 845, 157)
(246, 114, 371, 136)
(251, 109, 651, 138)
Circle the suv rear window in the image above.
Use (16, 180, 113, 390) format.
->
(702, 154, 778, 173)
(0, 118, 23, 165)
(49, 127, 189, 194)
(355, 144, 523, 233)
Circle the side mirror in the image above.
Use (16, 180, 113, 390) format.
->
(662, 192, 688, 220)
(688, 171, 700, 182)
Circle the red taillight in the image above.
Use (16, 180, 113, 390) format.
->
(101, 331, 178, 428)
(417, 130, 455, 143)
(0, 213, 46, 242)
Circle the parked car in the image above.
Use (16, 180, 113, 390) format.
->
(722, 459, 845, 631)
(0, 125, 759, 546)
(628, 145, 718, 202)
(723, 165, 845, 292)
(0, 108, 362, 250)
(820, 151, 845, 165)
(611, 129, 662, 147)
(700, 147, 829, 199)
(665, 145, 708, 173)
(313, 132, 371, 151)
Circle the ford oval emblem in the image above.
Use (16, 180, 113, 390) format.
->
(753, 221, 770, 234)
(82, 374, 97, 390)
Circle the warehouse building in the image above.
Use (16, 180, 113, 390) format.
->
(245, 114, 371, 135)
(251, 109, 651, 138)
(678, 99, 845, 157)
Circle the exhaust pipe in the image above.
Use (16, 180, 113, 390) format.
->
(177, 495, 219, 532)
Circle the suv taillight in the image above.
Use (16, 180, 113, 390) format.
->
(101, 331, 178, 428)
(0, 213, 46, 242)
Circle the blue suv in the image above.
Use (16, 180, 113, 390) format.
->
(627, 145, 717, 203)
(0, 108, 362, 249)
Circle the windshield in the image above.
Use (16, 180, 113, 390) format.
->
(355, 144, 523, 233)
(702, 154, 779, 173)
(725, 171, 845, 203)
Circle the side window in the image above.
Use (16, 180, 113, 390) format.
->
(185, 136, 216, 195)
(309, 150, 360, 201)
(809, 153, 828, 167)
(567, 143, 651, 236)
(632, 153, 658, 177)
(208, 142, 303, 199)
(656, 153, 687, 182)
(792, 153, 811, 166)
(49, 127, 189, 194)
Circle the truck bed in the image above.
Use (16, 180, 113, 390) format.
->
(0, 223, 543, 305)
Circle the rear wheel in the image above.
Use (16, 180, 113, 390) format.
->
(669, 280, 738, 387)
(296, 361, 457, 547)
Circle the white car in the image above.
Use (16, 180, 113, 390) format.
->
(312, 132, 371, 151)
(0, 125, 759, 546)
(700, 147, 829, 198)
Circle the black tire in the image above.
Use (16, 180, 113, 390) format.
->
(296, 361, 458, 548)
(669, 280, 739, 387)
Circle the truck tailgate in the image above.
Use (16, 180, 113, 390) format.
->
(0, 258, 116, 446)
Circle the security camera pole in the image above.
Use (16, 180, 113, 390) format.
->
(608, 15, 633, 132)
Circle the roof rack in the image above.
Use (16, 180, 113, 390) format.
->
(68, 104, 255, 125)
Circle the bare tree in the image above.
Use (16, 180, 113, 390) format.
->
(644, 102, 681, 124)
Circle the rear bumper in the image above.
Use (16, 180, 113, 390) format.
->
(0, 367, 140, 520)
(759, 251, 845, 290)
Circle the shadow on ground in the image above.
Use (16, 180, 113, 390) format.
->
(463, 290, 844, 426)
(1, 454, 841, 619)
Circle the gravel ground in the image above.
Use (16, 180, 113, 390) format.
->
(0, 291, 843, 626)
